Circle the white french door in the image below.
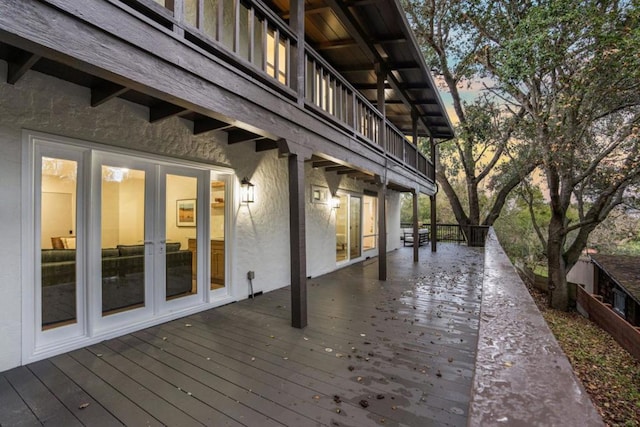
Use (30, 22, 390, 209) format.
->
(28, 134, 227, 361)
(92, 155, 208, 332)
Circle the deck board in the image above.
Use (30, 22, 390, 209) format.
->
(0, 375, 41, 427)
(27, 359, 124, 427)
(1, 245, 483, 426)
(3, 366, 82, 426)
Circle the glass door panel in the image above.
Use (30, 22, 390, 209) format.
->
(165, 173, 199, 301)
(210, 180, 226, 289)
(349, 196, 362, 259)
(336, 194, 348, 262)
(100, 165, 148, 316)
(40, 157, 78, 330)
(362, 195, 377, 251)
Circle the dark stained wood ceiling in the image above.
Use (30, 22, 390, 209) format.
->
(264, 0, 454, 139)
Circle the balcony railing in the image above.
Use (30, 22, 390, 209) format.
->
(123, 0, 435, 180)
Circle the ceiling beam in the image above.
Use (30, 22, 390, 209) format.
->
(312, 160, 337, 168)
(227, 128, 265, 144)
(313, 39, 359, 51)
(149, 102, 187, 123)
(323, 0, 434, 133)
(344, 0, 383, 6)
(281, 5, 331, 19)
(336, 61, 419, 73)
(326, 165, 354, 172)
(255, 139, 279, 152)
(193, 117, 232, 134)
(7, 50, 40, 84)
(91, 81, 129, 107)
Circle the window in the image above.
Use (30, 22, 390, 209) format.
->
(613, 288, 626, 317)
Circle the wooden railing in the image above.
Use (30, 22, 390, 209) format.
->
(118, 0, 436, 180)
(401, 223, 490, 247)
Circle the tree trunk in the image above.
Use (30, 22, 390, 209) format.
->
(547, 214, 569, 310)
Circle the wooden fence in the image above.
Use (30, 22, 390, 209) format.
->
(577, 285, 640, 361)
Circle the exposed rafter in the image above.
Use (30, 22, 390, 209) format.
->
(149, 102, 187, 123)
(193, 117, 232, 134)
(255, 139, 279, 152)
(336, 61, 419, 73)
(7, 50, 40, 84)
(314, 39, 358, 51)
(227, 128, 265, 144)
(91, 81, 129, 107)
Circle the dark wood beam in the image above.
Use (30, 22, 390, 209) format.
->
(344, 0, 383, 6)
(227, 128, 264, 144)
(337, 168, 364, 175)
(312, 160, 336, 168)
(413, 190, 419, 263)
(193, 117, 232, 134)
(91, 81, 129, 107)
(373, 36, 407, 46)
(281, 5, 329, 19)
(288, 154, 307, 328)
(255, 139, 278, 152)
(313, 39, 358, 51)
(344, 171, 374, 178)
(7, 50, 40, 84)
(325, 165, 353, 172)
(387, 98, 437, 104)
(336, 61, 419, 73)
(149, 102, 187, 123)
(353, 83, 391, 90)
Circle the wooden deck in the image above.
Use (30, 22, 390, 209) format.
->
(0, 244, 483, 426)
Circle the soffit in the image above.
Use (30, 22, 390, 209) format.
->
(266, 0, 454, 139)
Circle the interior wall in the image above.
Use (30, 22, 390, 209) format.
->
(165, 174, 198, 251)
(41, 173, 77, 249)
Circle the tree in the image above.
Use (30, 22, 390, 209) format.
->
(402, 0, 535, 232)
(472, 0, 640, 309)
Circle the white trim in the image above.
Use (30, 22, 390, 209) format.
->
(22, 130, 237, 364)
(24, 296, 237, 365)
(24, 129, 235, 175)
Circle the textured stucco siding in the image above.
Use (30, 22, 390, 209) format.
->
(0, 65, 402, 371)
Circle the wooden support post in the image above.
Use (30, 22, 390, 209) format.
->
(278, 139, 312, 329)
(430, 136, 437, 253)
(375, 62, 388, 280)
(378, 181, 387, 281)
(413, 190, 419, 263)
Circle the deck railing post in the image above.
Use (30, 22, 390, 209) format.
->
(290, 0, 305, 105)
(413, 190, 419, 263)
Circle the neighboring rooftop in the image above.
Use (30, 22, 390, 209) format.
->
(591, 254, 640, 305)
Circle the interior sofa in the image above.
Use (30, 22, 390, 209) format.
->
(41, 242, 192, 325)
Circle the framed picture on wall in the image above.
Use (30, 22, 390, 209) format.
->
(311, 185, 329, 204)
(176, 199, 196, 227)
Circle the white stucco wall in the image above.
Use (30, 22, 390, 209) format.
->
(0, 65, 405, 371)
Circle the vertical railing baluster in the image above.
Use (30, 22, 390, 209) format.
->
(248, 7, 255, 63)
(261, 20, 267, 73)
(274, 28, 280, 81)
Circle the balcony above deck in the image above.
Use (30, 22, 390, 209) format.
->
(0, 0, 453, 194)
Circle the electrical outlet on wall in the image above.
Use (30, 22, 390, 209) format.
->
(247, 271, 255, 280)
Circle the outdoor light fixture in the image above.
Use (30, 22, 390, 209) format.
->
(240, 177, 255, 203)
(330, 195, 341, 209)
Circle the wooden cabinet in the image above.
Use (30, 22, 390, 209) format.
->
(210, 240, 224, 286)
(188, 238, 224, 287)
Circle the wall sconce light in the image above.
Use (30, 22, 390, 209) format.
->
(330, 195, 341, 209)
(240, 177, 255, 203)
